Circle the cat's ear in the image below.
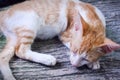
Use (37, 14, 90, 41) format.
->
(70, 10, 83, 33)
(69, 10, 84, 52)
(98, 38, 120, 54)
(70, 10, 88, 36)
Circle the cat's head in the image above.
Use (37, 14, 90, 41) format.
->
(68, 11, 120, 67)
(70, 37, 120, 67)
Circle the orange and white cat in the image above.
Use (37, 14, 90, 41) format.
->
(0, 0, 120, 80)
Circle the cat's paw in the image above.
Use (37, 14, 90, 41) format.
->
(87, 61, 100, 70)
(43, 55, 57, 66)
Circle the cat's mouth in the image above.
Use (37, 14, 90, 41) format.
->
(70, 58, 90, 67)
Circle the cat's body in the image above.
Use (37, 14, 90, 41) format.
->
(0, 0, 120, 80)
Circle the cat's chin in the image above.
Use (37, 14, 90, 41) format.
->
(71, 61, 89, 67)
(71, 63, 82, 67)
(71, 60, 101, 69)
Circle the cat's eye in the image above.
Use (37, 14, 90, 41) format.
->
(82, 58, 89, 62)
(72, 49, 79, 54)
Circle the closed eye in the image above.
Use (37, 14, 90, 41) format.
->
(82, 58, 89, 62)
(82, 55, 89, 62)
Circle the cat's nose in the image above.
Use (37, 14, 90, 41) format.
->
(71, 63, 79, 67)
(70, 60, 80, 67)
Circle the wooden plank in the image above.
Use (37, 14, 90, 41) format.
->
(0, 0, 120, 80)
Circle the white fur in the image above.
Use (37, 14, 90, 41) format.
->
(76, 2, 106, 28)
(4, 8, 68, 40)
(94, 7, 106, 27)
(37, 1, 67, 39)
(87, 61, 100, 69)
(5, 11, 39, 31)
(63, 42, 70, 49)
(0, 41, 16, 80)
(76, 3, 91, 25)
(0, 65, 16, 80)
(70, 52, 88, 67)
(63, 43, 89, 67)
(25, 50, 57, 66)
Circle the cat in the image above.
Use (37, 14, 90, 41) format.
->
(0, 0, 120, 80)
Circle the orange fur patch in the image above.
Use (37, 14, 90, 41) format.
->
(14, 27, 34, 56)
(61, 1, 105, 55)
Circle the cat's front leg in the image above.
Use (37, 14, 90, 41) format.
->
(87, 61, 100, 70)
(15, 28, 57, 66)
(23, 51, 57, 66)
(0, 37, 16, 80)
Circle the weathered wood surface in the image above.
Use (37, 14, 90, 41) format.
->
(0, 0, 120, 80)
